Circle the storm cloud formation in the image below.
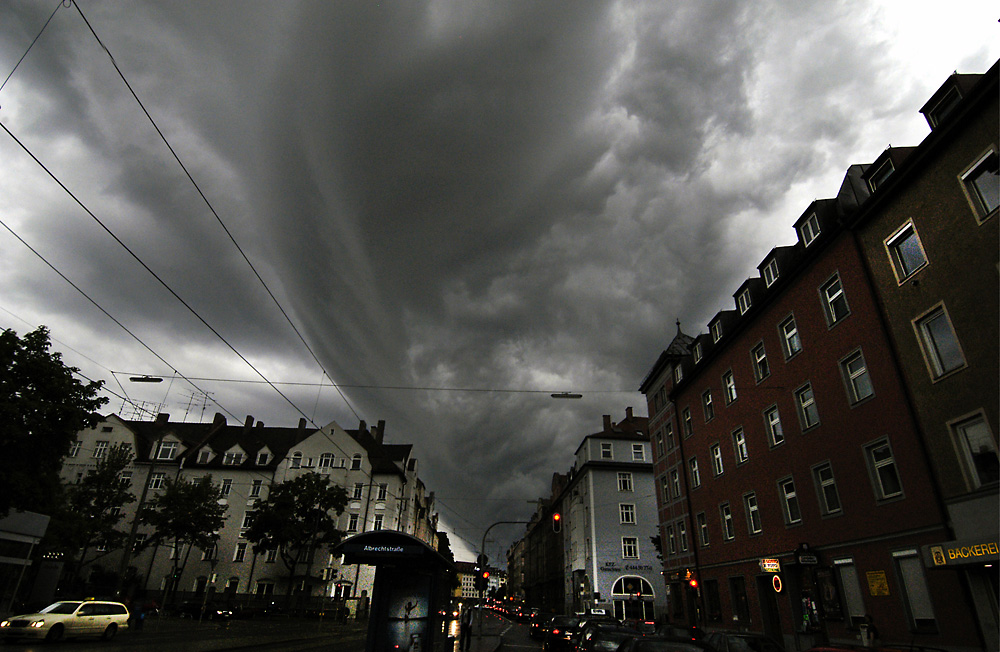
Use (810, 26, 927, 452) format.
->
(1, 0, 996, 559)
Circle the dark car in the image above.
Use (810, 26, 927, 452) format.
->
(174, 601, 232, 620)
(706, 631, 786, 652)
(530, 612, 557, 639)
(655, 623, 707, 641)
(543, 615, 582, 651)
(575, 624, 639, 652)
(615, 635, 716, 652)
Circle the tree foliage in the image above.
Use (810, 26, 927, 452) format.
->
(140, 475, 228, 553)
(0, 327, 107, 516)
(243, 472, 348, 592)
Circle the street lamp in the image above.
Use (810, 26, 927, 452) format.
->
(550, 392, 582, 399)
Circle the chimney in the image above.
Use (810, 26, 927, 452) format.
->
(244, 415, 254, 429)
(255, 421, 264, 428)
(358, 420, 367, 434)
(212, 413, 227, 427)
(156, 413, 170, 424)
(375, 420, 386, 443)
(626, 406, 633, 421)
(603, 415, 612, 432)
(298, 418, 307, 431)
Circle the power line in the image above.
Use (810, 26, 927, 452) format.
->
(0, 0, 62, 93)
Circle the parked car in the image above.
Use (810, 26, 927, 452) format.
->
(655, 623, 708, 641)
(574, 624, 639, 652)
(543, 614, 582, 651)
(0, 600, 130, 642)
(614, 635, 716, 652)
(530, 612, 557, 639)
(175, 600, 233, 620)
(706, 631, 786, 652)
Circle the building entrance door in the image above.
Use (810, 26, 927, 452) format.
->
(756, 575, 783, 643)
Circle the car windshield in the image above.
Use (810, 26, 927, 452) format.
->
(40, 602, 82, 614)
(551, 616, 580, 627)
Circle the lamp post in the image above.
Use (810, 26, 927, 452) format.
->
(477, 521, 529, 640)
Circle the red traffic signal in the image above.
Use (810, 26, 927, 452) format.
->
(552, 513, 562, 533)
(688, 578, 699, 589)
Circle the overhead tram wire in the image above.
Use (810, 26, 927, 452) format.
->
(68, 0, 360, 423)
(0, 0, 62, 94)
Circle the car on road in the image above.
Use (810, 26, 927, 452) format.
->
(613, 635, 716, 652)
(574, 624, 639, 652)
(543, 615, 582, 651)
(705, 631, 786, 652)
(530, 611, 556, 639)
(175, 600, 233, 620)
(0, 599, 130, 642)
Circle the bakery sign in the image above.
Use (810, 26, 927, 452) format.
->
(923, 538, 999, 568)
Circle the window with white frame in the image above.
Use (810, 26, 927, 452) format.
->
(780, 315, 802, 358)
(751, 343, 769, 381)
(622, 537, 639, 559)
(232, 542, 248, 562)
(666, 525, 676, 555)
(632, 443, 645, 461)
(351, 454, 362, 470)
(744, 492, 762, 534)
(711, 320, 723, 343)
(764, 406, 784, 446)
(319, 452, 334, 468)
(265, 548, 277, 562)
(689, 457, 701, 488)
(778, 478, 801, 524)
(682, 407, 693, 437)
(291, 452, 302, 469)
(821, 274, 850, 325)
(197, 449, 212, 464)
(914, 305, 966, 378)
(157, 441, 178, 460)
(696, 512, 709, 546)
(738, 289, 752, 315)
(377, 483, 388, 500)
(673, 364, 683, 384)
(660, 476, 670, 503)
(94, 440, 109, 459)
(894, 549, 937, 631)
(373, 514, 384, 531)
(723, 370, 737, 404)
(720, 503, 734, 540)
(69, 441, 81, 457)
(256, 451, 269, 465)
(710, 444, 724, 476)
(220, 478, 233, 496)
(868, 159, 894, 192)
(812, 462, 842, 515)
(619, 503, 636, 525)
(617, 472, 633, 492)
(665, 423, 675, 450)
(961, 150, 999, 221)
(223, 451, 244, 465)
(799, 213, 820, 246)
(601, 442, 613, 459)
(655, 431, 664, 457)
(119, 471, 131, 486)
(951, 414, 999, 488)
(347, 513, 359, 532)
(702, 390, 715, 421)
(149, 472, 165, 490)
(692, 342, 702, 363)
(670, 469, 681, 498)
(353, 483, 363, 499)
(732, 428, 749, 464)
(763, 258, 779, 287)
(841, 350, 875, 404)
(242, 511, 255, 529)
(250, 480, 263, 498)
(866, 439, 903, 500)
(678, 521, 688, 551)
(885, 221, 927, 282)
(796, 383, 820, 430)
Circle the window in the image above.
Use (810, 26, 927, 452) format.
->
(732, 428, 748, 464)
(723, 370, 737, 403)
(223, 451, 244, 465)
(951, 415, 998, 488)
(119, 471, 132, 486)
(885, 222, 927, 282)
(915, 305, 966, 378)
(702, 390, 715, 421)
(632, 444, 645, 461)
(377, 483, 388, 500)
(617, 472, 633, 492)
(620, 504, 636, 524)
(353, 483, 364, 499)
(242, 511, 255, 529)
(710, 444, 724, 476)
(291, 452, 302, 469)
(696, 512, 709, 546)
(961, 150, 999, 220)
(720, 503, 734, 540)
(654, 431, 664, 457)
(670, 469, 681, 498)
(673, 364, 683, 384)
(796, 383, 820, 430)
(678, 521, 688, 551)
(711, 320, 723, 343)
(689, 457, 701, 488)
(894, 549, 937, 631)
(666, 525, 676, 554)
(841, 350, 875, 403)
(601, 442, 613, 459)
(69, 441, 81, 457)
(682, 408, 693, 437)
(868, 159, 894, 192)
(764, 406, 784, 446)
(692, 342, 703, 364)
(660, 476, 670, 503)
(250, 480, 263, 498)
(265, 548, 277, 562)
(926, 86, 961, 127)
(94, 440, 109, 459)
(197, 449, 212, 464)
(622, 537, 639, 559)
(821, 274, 850, 325)
(780, 315, 802, 358)
(665, 423, 675, 450)
(221, 478, 233, 496)
(347, 513, 359, 532)
(763, 258, 779, 287)
(800, 213, 820, 246)
(778, 478, 802, 524)
(813, 462, 842, 515)
(233, 542, 247, 562)
(149, 472, 165, 490)
(744, 492, 762, 534)
(157, 441, 178, 460)
(866, 440, 903, 500)
(751, 343, 769, 381)
(256, 452, 269, 465)
(704, 579, 722, 621)
(319, 453, 334, 468)
(834, 558, 866, 627)
(351, 454, 362, 470)
(738, 289, 752, 315)
(373, 514, 384, 531)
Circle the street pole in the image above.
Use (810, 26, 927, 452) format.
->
(477, 521, 529, 641)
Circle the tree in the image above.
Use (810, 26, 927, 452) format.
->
(242, 472, 348, 604)
(139, 475, 227, 606)
(0, 327, 107, 516)
(47, 442, 136, 589)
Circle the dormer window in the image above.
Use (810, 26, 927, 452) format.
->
(223, 451, 244, 466)
(710, 320, 723, 343)
(156, 441, 178, 461)
(925, 86, 962, 128)
(868, 159, 894, 192)
(692, 342, 702, 364)
(763, 259, 779, 287)
(738, 289, 752, 315)
(256, 451, 270, 465)
(799, 214, 820, 246)
(197, 449, 212, 464)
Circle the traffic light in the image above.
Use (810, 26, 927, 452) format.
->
(475, 569, 490, 591)
(552, 512, 561, 533)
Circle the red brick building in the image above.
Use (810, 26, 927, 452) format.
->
(640, 62, 997, 651)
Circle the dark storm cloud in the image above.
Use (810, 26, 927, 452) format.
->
(1, 0, 996, 557)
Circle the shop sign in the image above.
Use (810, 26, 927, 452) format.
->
(759, 558, 781, 573)
(600, 561, 622, 572)
(772, 575, 782, 592)
(924, 538, 999, 567)
(866, 570, 890, 596)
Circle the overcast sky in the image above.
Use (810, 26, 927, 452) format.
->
(1, 0, 996, 562)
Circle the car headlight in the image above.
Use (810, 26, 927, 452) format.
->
(1, 620, 10, 627)
(30, 620, 46, 628)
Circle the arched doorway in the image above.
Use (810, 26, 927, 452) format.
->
(612, 576, 655, 621)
